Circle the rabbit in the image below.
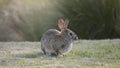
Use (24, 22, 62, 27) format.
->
(41, 18, 78, 56)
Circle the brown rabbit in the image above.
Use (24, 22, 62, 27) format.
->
(41, 18, 78, 56)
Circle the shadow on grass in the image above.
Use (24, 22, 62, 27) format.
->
(14, 51, 62, 58)
(14, 52, 45, 58)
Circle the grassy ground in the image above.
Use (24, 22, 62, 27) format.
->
(0, 39, 120, 68)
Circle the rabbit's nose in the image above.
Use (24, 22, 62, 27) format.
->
(74, 36, 78, 40)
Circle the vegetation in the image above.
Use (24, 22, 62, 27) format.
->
(0, 0, 120, 41)
(0, 0, 61, 41)
(0, 39, 120, 68)
(58, 0, 120, 39)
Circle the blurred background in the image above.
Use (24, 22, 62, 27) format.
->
(0, 0, 120, 41)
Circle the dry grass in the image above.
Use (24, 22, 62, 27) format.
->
(0, 0, 61, 41)
(0, 39, 120, 68)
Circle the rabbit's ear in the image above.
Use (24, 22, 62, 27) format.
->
(57, 18, 65, 30)
(64, 19, 69, 28)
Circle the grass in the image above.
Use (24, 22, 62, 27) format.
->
(0, 39, 120, 68)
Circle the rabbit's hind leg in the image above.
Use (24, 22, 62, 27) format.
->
(54, 48, 62, 56)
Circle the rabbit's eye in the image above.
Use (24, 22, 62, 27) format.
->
(69, 33, 73, 36)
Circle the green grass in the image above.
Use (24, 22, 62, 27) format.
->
(0, 39, 120, 68)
